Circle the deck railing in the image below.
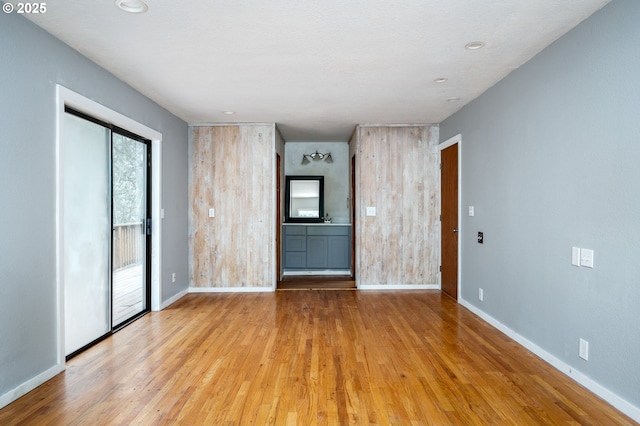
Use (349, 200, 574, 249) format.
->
(113, 222, 144, 270)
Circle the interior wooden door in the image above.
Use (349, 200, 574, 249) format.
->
(441, 143, 458, 299)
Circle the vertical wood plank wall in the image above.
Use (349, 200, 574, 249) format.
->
(189, 125, 277, 288)
(350, 125, 440, 286)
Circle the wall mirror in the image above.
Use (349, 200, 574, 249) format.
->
(285, 175, 324, 223)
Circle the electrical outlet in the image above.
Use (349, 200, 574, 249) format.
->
(171, 272, 176, 283)
(479, 288, 484, 301)
(208, 208, 215, 218)
(579, 338, 589, 361)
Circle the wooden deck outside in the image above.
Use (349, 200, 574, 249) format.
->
(112, 264, 144, 326)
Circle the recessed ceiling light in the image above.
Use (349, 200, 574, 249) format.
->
(465, 41, 485, 50)
(447, 97, 461, 103)
(434, 77, 448, 83)
(223, 111, 236, 115)
(115, 0, 148, 14)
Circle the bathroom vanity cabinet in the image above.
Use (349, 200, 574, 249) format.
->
(283, 224, 351, 271)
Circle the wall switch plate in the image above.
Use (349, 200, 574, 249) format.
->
(571, 247, 580, 266)
(468, 206, 475, 217)
(580, 248, 594, 268)
(479, 288, 484, 301)
(171, 273, 176, 283)
(161, 208, 165, 219)
(579, 338, 589, 360)
(208, 208, 215, 218)
(366, 206, 376, 216)
(477, 232, 484, 244)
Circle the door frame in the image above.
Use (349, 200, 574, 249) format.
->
(276, 153, 282, 284)
(55, 85, 162, 367)
(439, 134, 462, 300)
(351, 154, 356, 279)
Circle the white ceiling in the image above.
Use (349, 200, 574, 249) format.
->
(24, 0, 610, 141)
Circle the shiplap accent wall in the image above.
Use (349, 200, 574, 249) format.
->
(350, 125, 440, 287)
(189, 125, 279, 289)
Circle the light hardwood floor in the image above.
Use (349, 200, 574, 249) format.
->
(0, 291, 635, 425)
(278, 275, 356, 290)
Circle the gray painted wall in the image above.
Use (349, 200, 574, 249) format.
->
(440, 0, 640, 410)
(0, 12, 188, 400)
(285, 142, 350, 223)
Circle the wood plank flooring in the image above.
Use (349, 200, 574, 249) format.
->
(278, 275, 356, 290)
(0, 291, 635, 425)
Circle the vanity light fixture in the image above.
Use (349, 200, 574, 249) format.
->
(301, 150, 333, 165)
(115, 0, 149, 13)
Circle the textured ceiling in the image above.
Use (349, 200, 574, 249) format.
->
(23, 0, 610, 141)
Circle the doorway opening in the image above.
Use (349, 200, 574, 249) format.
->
(276, 142, 354, 289)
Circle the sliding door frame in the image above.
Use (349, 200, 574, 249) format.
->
(110, 126, 152, 330)
(64, 106, 153, 336)
(55, 85, 162, 368)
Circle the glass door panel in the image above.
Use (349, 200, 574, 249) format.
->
(63, 113, 112, 356)
(111, 133, 148, 327)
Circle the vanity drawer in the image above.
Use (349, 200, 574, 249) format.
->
(306, 226, 349, 236)
(284, 226, 307, 235)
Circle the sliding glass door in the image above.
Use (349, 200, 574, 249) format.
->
(62, 113, 112, 356)
(63, 109, 150, 358)
(112, 133, 149, 328)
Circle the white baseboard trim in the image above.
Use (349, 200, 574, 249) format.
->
(160, 288, 188, 309)
(357, 284, 440, 290)
(189, 286, 274, 293)
(459, 298, 640, 423)
(0, 362, 65, 410)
